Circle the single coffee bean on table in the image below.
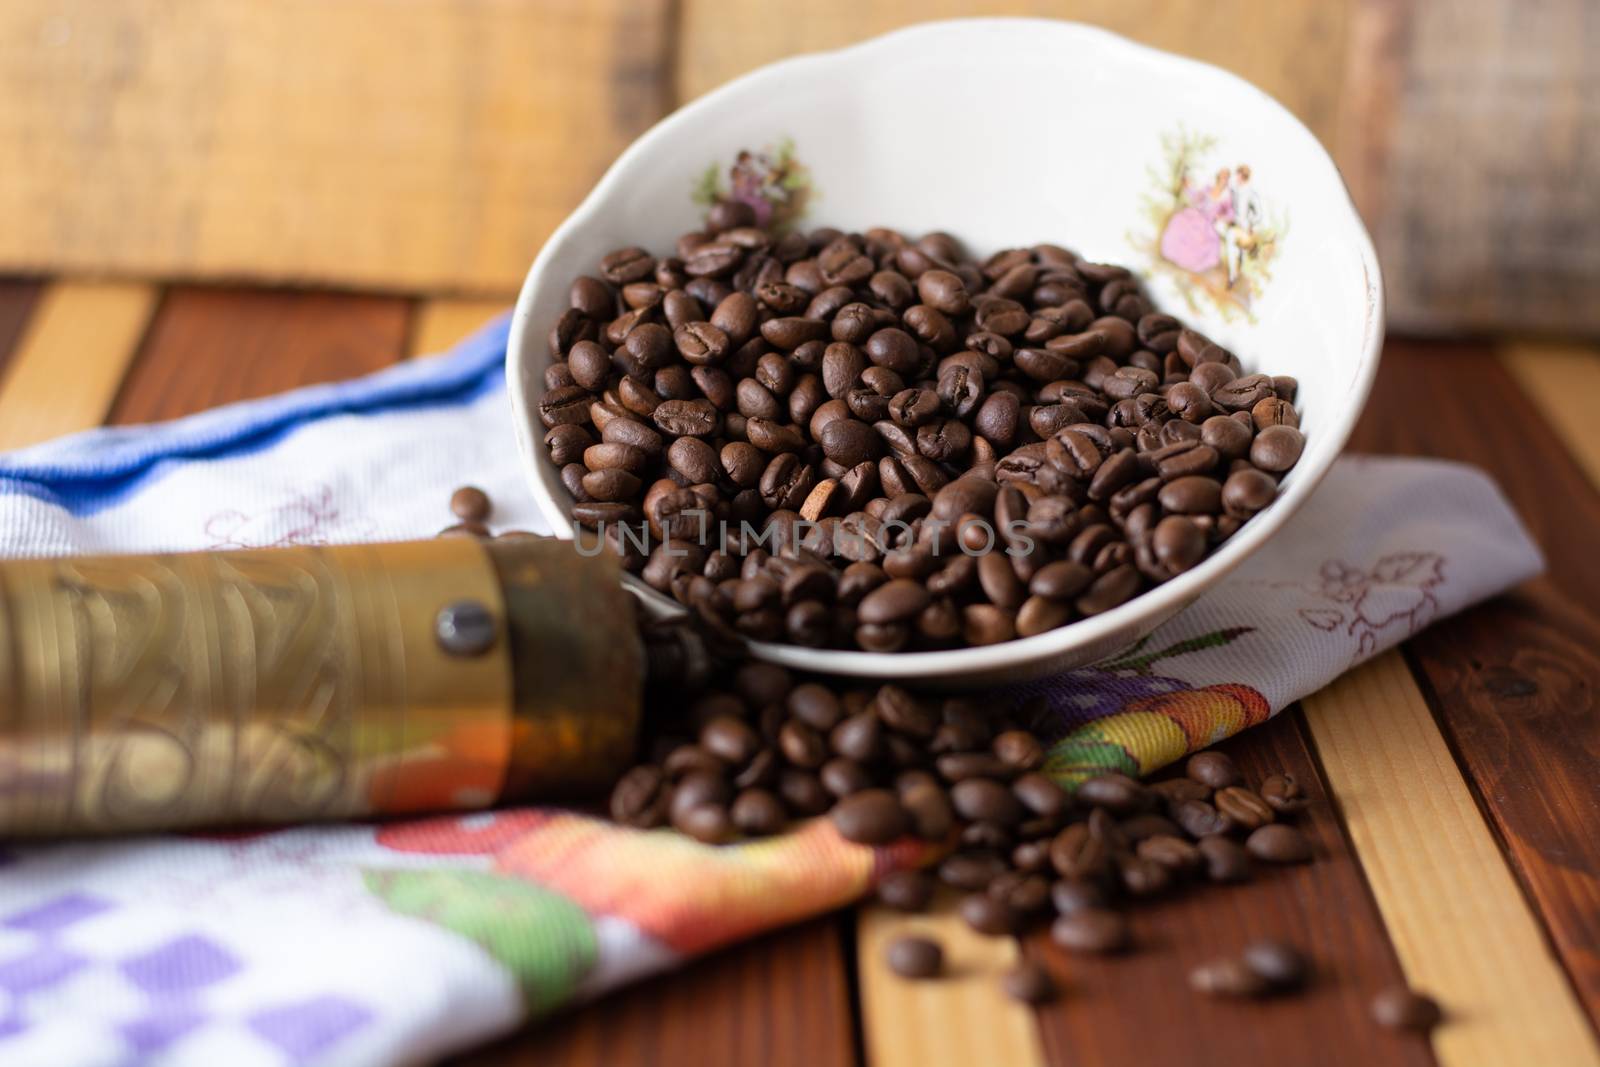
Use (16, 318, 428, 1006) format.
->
(1370, 986, 1444, 1032)
(1246, 823, 1313, 864)
(1189, 956, 1272, 998)
(886, 935, 944, 979)
(1001, 959, 1058, 1004)
(1241, 938, 1311, 990)
(544, 221, 1308, 652)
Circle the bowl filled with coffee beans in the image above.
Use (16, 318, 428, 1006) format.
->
(508, 18, 1384, 685)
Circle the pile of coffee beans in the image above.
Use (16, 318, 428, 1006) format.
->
(540, 217, 1306, 651)
(607, 614, 1339, 1007)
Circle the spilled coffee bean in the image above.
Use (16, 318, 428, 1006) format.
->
(610, 610, 1404, 1024)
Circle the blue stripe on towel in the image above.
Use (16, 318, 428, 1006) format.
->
(0, 316, 511, 517)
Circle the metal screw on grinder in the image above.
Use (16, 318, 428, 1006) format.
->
(435, 599, 497, 656)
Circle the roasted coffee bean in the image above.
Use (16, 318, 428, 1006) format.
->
(877, 870, 935, 912)
(1159, 475, 1223, 515)
(450, 486, 491, 523)
(1370, 987, 1443, 1031)
(1117, 853, 1172, 896)
(1029, 560, 1093, 600)
(1214, 785, 1276, 830)
(666, 437, 721, 484)
(1198, 834, 1253, 882)
(992, 730, 1045, 771)
(951, 778, 1026, 825)
(609, 765, 669, 828)
(539, 385, 593, 428)
(1251, 424, 1305, 472)
(1259, 773, 1311, 814)
(699, 716, 761, 766)
(545, 425, 593, 466)
(902, 781, 956, 841)
(778, 769, 832, 815)
(787, 682, 842, 729)
(1212, 373, 1275, 411)
(1242, 939, 1310, 989)
(859, 579, 931, 624)
(1050, 879, 1109, 916)
(936, 752, 1013, 782)
(1252, 396, 1299, 429)
(875, 685, 937, 738)
(1136, 834, 1203, 876)
(1001, 960, 1057, 1004)
(959, 892, 1019, 936)
(600, 247, 656, 285)
(1075, 773, 1154, 814)
(988, 871, 1051, 916)
(1050, 908, 1128, 954)
(652, 398, 719, 437)
(1223, 467, 1278, 517)
(731, 789, 787, 835)
(778, 720, 828, 768)
(1151, 777, 1212, 805)
(1186, 750, 1241, 789)
(830, 711, 883, 762)
(939, 852, 1009, 891)
(830, 789, 910, 844)
(1012, 839, 1052, 873)
(1245, 823, 1312, 863)
(917, 269, 970, 315)
(675, 803, 737, 844)
(1190, 957, 1271, 998)
(886, 935, 944, 979)
(1175, 799, 1236, 839)
(1011, 773, 1069, 819)
(1076, 564, 1142, 615)
(581, 468, 641, 502)
(1050, 824, 1113, 883)
(960, 604, 1011, 646)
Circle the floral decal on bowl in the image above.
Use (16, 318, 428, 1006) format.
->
(1134, 128, 1286, 322)
(692, 138, 813, 231)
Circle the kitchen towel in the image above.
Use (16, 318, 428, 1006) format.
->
(0, 316, 1543, 1067)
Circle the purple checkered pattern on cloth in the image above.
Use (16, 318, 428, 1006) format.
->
(0, 892, 377, 1064)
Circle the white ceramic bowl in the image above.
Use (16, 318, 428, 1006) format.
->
(508, 18, 1383, 687)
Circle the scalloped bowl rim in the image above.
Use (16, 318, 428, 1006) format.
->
(507, 17, 1385, 682)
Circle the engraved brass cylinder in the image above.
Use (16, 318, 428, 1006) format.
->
(0, 538, 642, 836)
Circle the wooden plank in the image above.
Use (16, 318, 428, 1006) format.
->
(409, 298, 513, 359)
(0, 279, 43, 378)
(1027, 710, 1432, 1067)
(1502, 341, 1600, 487)
(106, 287, 410, 425)
(457, 917, 857, 1067)
(1332, 0, 1411, 252)
(858, 895, 1045, 1067)
(1302, 653, 1600, 1067)
(0, 281, 156, 449)
(1349, 340, 1600, 1032)
(675, 1, 1353, 143)
(1336, 0, 1600, 336)
(0, 0, 674, 294)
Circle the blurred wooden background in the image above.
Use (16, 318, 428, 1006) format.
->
(1, 0, 1595, 334)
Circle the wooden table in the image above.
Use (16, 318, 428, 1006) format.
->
(0, 280, 1595, 1067)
